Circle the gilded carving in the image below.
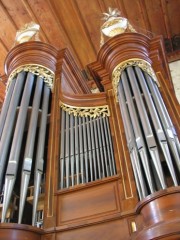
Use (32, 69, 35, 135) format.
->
(112, 58, 159, 101)
(6, 64, 54, 92)
(60, 102, 110, 118)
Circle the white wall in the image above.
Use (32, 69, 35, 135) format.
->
(169, 60, 180, 104)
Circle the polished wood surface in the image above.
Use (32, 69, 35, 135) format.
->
(0, 223, 43, 240)
(133, 187, 180, 240)
(5, 41, 58, 76)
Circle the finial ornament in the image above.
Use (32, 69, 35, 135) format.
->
(14, 22, 40, 45)
(100, 8, 136, 47)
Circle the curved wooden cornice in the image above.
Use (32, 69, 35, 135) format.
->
(88, 33, 152, 83)
(60, 91, 108, 107)
(0, 223, 43, 239)
(134, 186, 180, 240)
(88, 33, 171, 89)
(5, 41, 58, 76)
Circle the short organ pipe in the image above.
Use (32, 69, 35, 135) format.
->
(59, 108, 116, 189)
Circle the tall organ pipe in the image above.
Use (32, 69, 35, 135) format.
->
(1, 72, 34, 223)
(126, 67, 166, 190)
(145, 73, 180, 171)
(118, 82, 147, 199)
(0, 79, 16, 140)
(135, 67, 178, 186)
(18, 77, 44, 224)
(0, 72, 26, 191)
(32, 85, 50, 226)
(121, 71, 155, 193)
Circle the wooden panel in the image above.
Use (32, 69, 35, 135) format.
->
(56, 218, 131, 240)
(0, 224, 42, 240)
(166, 0, 180, 36)
(124, 0, 147, 30)
(50, 0, 97, 67)
(26, 0, 64, 48)
(57, 181, 120, 224)
(1, 0, 31, 28)
(76, 0, 102, 53)
(0, 3, 16, 50)
(0, 41, 8, 75)
(144, 0, 167, 37)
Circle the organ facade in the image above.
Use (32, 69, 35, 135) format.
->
(0, 30, 180, 240)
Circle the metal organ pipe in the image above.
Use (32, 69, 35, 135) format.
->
(89, 117, 98, 180)
(118, 82, 147, 199)
(126, 66, 166, 190)
(99, 117, 110, 177)
(121, 71, 155, 193)
(59, 107, 116, 189)
(134, 67, 178, 186)
(145, 73, 180, 172)
(117, 66, 180, 200)
(60, 109, 65, 189)
(97, 117, 105, 178)
(104, 116, 116, 175)
(79, 116, 84, 183)
(82, 116, 89, 182)
(0, 72, 26, 191)
(70, 114, 75, 187)
(65, 112, 70, 188)
(93, 118, 102, 179)
(2, 72, 34, 223)
(0, 79, 16, 140)
(75, 116, 80, 185)
(18, 77, 44, 224)
(32, 84, 50, 226)
(86, 116, 94, 181)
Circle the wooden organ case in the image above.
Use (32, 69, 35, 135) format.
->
(0, 32, 180, 240)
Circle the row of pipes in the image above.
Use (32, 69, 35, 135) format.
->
(0, 71, 50, 225)
(118, 66, 180, 199)
(59, 110, 116, 189)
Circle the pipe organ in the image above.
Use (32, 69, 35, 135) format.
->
(117, 65, 179, 199)
(59, 104, 116, 189)
(0, 33, 180, 240)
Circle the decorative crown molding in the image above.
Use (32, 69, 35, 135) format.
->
(60, 102, 110, 118)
